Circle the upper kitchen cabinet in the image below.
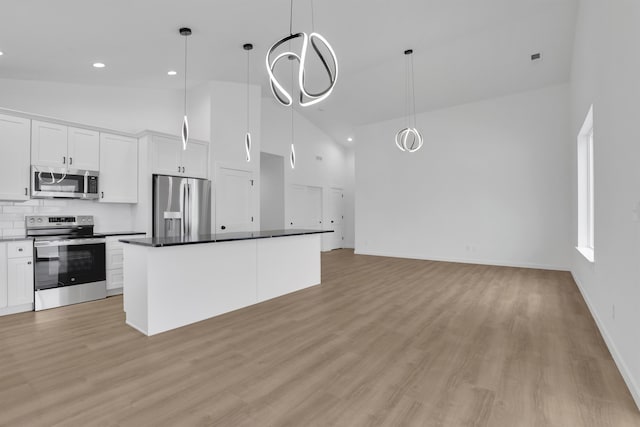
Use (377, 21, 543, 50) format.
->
(99, 133, 138, 203)
(31, 120, 100, 171)
(67, 127, 100, 170)
(151, 135, 208, 179)
(0, 113, 31, 201)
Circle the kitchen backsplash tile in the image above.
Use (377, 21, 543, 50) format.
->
(0, 198, 135, 237)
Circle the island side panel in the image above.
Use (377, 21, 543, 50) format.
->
(256, 234, 321, 302)
(146, 240, 258, 336)
(123, 244, 150, 335)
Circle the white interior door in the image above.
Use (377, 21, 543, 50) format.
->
(288, 185, 322, 230)
(329, 188, 344, 249)
(216, 167, 254, 232)
(306, 186, 323, 230)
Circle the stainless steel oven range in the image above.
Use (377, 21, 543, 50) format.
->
(26, 215, 106, 311)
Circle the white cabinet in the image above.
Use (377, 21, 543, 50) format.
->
(0, 240, 34, 315)
(68, 127, 100, 170)
(106, 234, 141, 294)
(99, 133, 138, 203)
(0, 244, 7, 309)
(151, 135, 208, 179)
(0, 113, 30, 201)
(31, 120, 100, 171)
(8, 258, 34, 306)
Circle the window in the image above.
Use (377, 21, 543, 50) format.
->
(577, 105, 594, 262)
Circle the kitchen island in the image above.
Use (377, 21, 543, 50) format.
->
(120, 229, 332, 336)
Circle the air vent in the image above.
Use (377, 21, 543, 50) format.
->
(315, 155, 323, 161)
(531, 52, 542, 61)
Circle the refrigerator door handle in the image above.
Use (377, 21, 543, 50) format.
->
(180, 181, 186, 237)
(186, 183, 191, 236)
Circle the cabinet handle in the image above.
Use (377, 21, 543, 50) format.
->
(101, 191, 104, 199)
(183, 166, 186, 173)
(63, 156, 66, 164)
(70, 157, 73, 165)
(221, 225, 226, 230)
(178, 166, 181, 173)
(27, 261, 32, 265)
(24, 187, 28, 196)
(18, 248, 23, 252)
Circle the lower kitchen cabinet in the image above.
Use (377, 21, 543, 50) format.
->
(0, 240, 35, 316)
(106, 235, 140, 295)
(8, 257, 34, 306)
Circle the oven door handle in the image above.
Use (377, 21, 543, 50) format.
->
(35, 238, 106, 247)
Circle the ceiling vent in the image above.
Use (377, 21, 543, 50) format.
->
(531, 52, 542, 61)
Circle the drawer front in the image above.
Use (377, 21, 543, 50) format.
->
(7, 241, 33, 259)
(106, 247, 124, 270)
(106, 268, 124, 290)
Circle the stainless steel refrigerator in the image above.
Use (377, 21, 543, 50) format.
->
(153, 174, 211, 238)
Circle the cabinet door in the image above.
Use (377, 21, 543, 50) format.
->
(7, 257, 34, 306)
(152, 136, 183, 176)
(99, 133, 138, 203)
(0, 114, 30, 201)
(68, 127, 100, 171)
(31, 120, 68, 167)
(216, 168, 254, 232)
(0, 244, 7, 309)
(182, 141, 209, 179)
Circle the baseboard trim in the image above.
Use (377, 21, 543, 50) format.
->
(353, 249, 569, 271)
(571, 272, 640, 411)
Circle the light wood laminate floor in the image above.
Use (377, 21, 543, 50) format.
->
(1, 250, 639, 426)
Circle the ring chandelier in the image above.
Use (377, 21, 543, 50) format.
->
(395, 49, 423, 152)
(266, 0, 338, 107)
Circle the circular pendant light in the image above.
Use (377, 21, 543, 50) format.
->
(395, 49, 423, 152)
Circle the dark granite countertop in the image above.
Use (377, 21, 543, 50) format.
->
(0, 236, 32, 243)
(119, 229, 333, 247)
(94, 231, 146, 237)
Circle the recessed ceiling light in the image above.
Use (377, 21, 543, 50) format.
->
(347, 137, 353, 142)
(92, 62, 106, 68)
(0, 51, 4, 56)
(167, 70, 177, 76)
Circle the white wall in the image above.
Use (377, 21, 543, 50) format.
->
(570, 0, 640, 409)
(261, 98, 351, 250)
(355, 84, 571, 270)
(0, 78, 182, 135)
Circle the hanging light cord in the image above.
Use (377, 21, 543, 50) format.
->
(183, 34, 188, 117)
(411, 53, 417, 128)
(291, 57, 295, 144)
(246, 49, 250, 132)
(311, 0, 315, 32)
(289, 0, 294, 35)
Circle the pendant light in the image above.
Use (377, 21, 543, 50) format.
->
(243, 43, 253, 162)
(290, 58, 296, 169)
(180, 27, 192, 150)
(395, 49, 423, 153)
(266, 0, 338, 107)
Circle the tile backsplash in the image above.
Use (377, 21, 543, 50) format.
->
(0, 199, 135, 237)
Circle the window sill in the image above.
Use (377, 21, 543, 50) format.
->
(576, 246, 595, 263)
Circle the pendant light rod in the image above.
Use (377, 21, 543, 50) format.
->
(289, 0, 294, 35)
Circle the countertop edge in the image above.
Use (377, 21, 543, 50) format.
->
(119, 229, 333, 247)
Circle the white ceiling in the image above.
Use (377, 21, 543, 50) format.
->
(0, 0, 579, 145)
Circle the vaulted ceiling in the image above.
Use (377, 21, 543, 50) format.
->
(0, 0, 579, 144)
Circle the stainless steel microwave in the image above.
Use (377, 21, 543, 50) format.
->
(31, 166, 99, 199)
